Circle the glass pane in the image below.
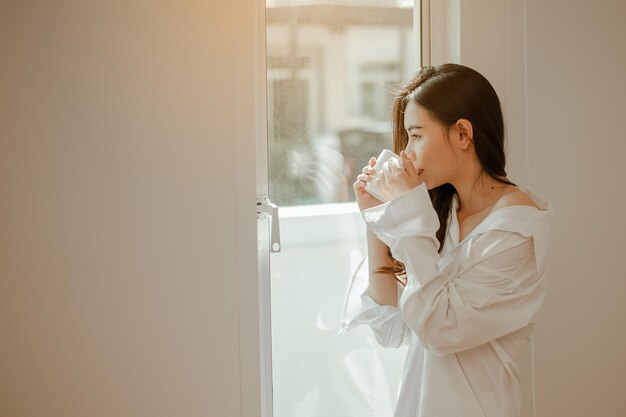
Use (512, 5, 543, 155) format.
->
(267, 0, 415, 206)
(265, 1, 416, 417)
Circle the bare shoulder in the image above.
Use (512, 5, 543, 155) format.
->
(492, 186, 540, 211)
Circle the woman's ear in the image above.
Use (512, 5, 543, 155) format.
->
(455, 119, 473, 150)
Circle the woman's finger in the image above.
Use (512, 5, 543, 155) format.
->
(376, 170, 386, 187)
(381, 160, 392, 176)
(353, 179, 366, 190)
(401, 151, 419, 177)
(388, 157, 403, 172)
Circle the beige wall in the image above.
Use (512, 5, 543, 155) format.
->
(455, 1, 626, 416)
(0, 1, 258, 416)
(527, 2, 626, 415)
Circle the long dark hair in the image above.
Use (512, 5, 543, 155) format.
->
(375, 64, 517, 286)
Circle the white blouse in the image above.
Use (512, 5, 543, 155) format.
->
(339, 182, 554, 417)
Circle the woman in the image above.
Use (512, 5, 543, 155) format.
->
(340, 63, 554, 417)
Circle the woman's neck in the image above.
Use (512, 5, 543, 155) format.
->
(452, 164, 511, 217)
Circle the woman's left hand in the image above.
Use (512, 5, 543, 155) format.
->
(376, 150, 422, 201)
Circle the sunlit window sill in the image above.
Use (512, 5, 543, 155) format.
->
(279, 201, 361, 219)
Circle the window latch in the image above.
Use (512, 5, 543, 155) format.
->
(257, 198, 281, 253)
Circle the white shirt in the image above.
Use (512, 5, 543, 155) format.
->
(339, 182, 554, 417)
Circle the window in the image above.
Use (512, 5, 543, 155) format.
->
(262, 1, 419, 416)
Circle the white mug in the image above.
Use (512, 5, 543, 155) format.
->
(364, 149, 403, 203)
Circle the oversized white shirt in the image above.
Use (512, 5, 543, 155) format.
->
(339, 182, 554, 417)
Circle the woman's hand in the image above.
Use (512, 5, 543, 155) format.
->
(353, 157, 384, 212)
(376, 150, 422, 201)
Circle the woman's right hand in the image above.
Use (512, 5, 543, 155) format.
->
(353, 156, 383, 212)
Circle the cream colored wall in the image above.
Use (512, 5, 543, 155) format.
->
(0, 1, 258, 416)
(451, 1, 626, 416)
(526, 2, 626, 415)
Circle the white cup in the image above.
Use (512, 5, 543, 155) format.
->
(364, 149, 403, 203)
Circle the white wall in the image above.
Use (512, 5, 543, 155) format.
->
(451, 1, 626, 416)
(0, 1, 258, 416)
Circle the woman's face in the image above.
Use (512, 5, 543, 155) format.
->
(403, 101, 459, 190)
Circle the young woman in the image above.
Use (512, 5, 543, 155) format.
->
(340, 63, 554, 417)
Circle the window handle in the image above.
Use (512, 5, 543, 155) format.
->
(257, 198, 281, 253)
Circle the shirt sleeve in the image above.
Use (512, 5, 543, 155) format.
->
(362, 183, 547, 357)
(338, 253, 412, 348)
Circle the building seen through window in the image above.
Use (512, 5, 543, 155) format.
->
(267, 0, 414, 206)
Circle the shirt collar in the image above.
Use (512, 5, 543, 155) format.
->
(450, 185, 555, 271)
